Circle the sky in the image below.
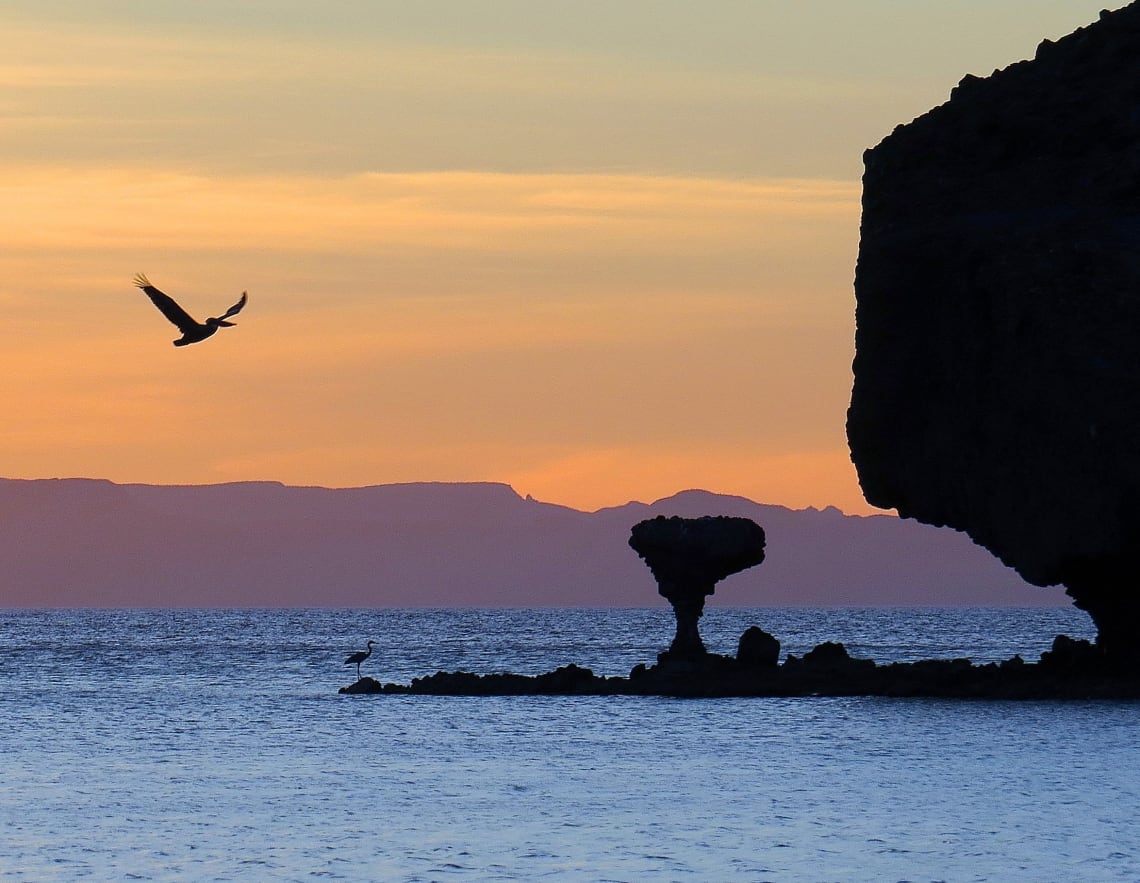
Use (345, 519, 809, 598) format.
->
(0, 1, 1116, 515)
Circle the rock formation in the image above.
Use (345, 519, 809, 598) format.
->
(341, 628, 1140, 699)
(736, 626, 780, 668)
(628, 515, 766, 658)
(848, 3, 1140, 665)
(339, 508, 1136, 699)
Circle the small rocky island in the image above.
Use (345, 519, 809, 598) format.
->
(342, 516, 1139, 699)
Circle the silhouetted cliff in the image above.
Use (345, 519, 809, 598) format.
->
(849, 4, 1140, 661)
(0, 479, 1049, 607)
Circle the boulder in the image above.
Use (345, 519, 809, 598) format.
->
(736, 626, 780, 668)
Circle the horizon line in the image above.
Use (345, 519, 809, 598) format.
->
(0, 474, 890, 518)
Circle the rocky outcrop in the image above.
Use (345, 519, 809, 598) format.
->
(340, 629, 1140, 699)
(628, 516, 766, 659)
(848, 3, 1140, 665)
(736, 626, 780, 668)
(338, 509, 1138, 698)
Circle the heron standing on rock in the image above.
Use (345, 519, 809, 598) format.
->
(344, 641, 376, 679)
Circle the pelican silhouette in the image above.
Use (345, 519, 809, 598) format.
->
(132, 273, 248, 346)
(344, 640, 376, 679)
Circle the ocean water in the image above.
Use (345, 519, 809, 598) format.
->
(1, 606, 1136, 881)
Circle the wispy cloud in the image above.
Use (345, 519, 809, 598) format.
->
(0, 19, 901, 177)
(0, 167, 858, 255)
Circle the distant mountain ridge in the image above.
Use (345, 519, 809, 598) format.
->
(0, 478, 1064, 607)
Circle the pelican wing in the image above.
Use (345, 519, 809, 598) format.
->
(132, 273, 199, 333)
(217, 291, 248, 322)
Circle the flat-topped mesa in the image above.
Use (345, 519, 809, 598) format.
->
(629, 515, 766, 659)
(848, 2, 1140, 666)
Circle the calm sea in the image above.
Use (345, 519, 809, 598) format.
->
(1, 606, 1136, 881)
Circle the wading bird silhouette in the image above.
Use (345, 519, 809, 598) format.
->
(344, 641, 376, 679)
(132, 273, 248, 346)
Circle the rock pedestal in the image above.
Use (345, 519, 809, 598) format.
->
(628, 515, 766, 659)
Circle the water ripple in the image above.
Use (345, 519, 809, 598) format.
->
(0, 607, 1132, 881)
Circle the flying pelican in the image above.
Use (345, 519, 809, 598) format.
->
(132, 273, 248, 346)
(344, 640, 376, 679)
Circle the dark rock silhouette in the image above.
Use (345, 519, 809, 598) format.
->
(736, 626, 780, 668)
(340, 506, 1140, 699)
(628, 515, 766, 659)
(786, 641, 872, 674)
(340, 628, 1140, 699)
(848, 3, 1140, 666)
(338, 509, 1138, 698)
(1039, 634, 1102, 674)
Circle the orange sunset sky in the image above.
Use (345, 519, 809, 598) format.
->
(1, 2, 1113, 514)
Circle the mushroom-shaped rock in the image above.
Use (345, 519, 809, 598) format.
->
(848, 2, 1140, 667)
(629, 515, 766, 659)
